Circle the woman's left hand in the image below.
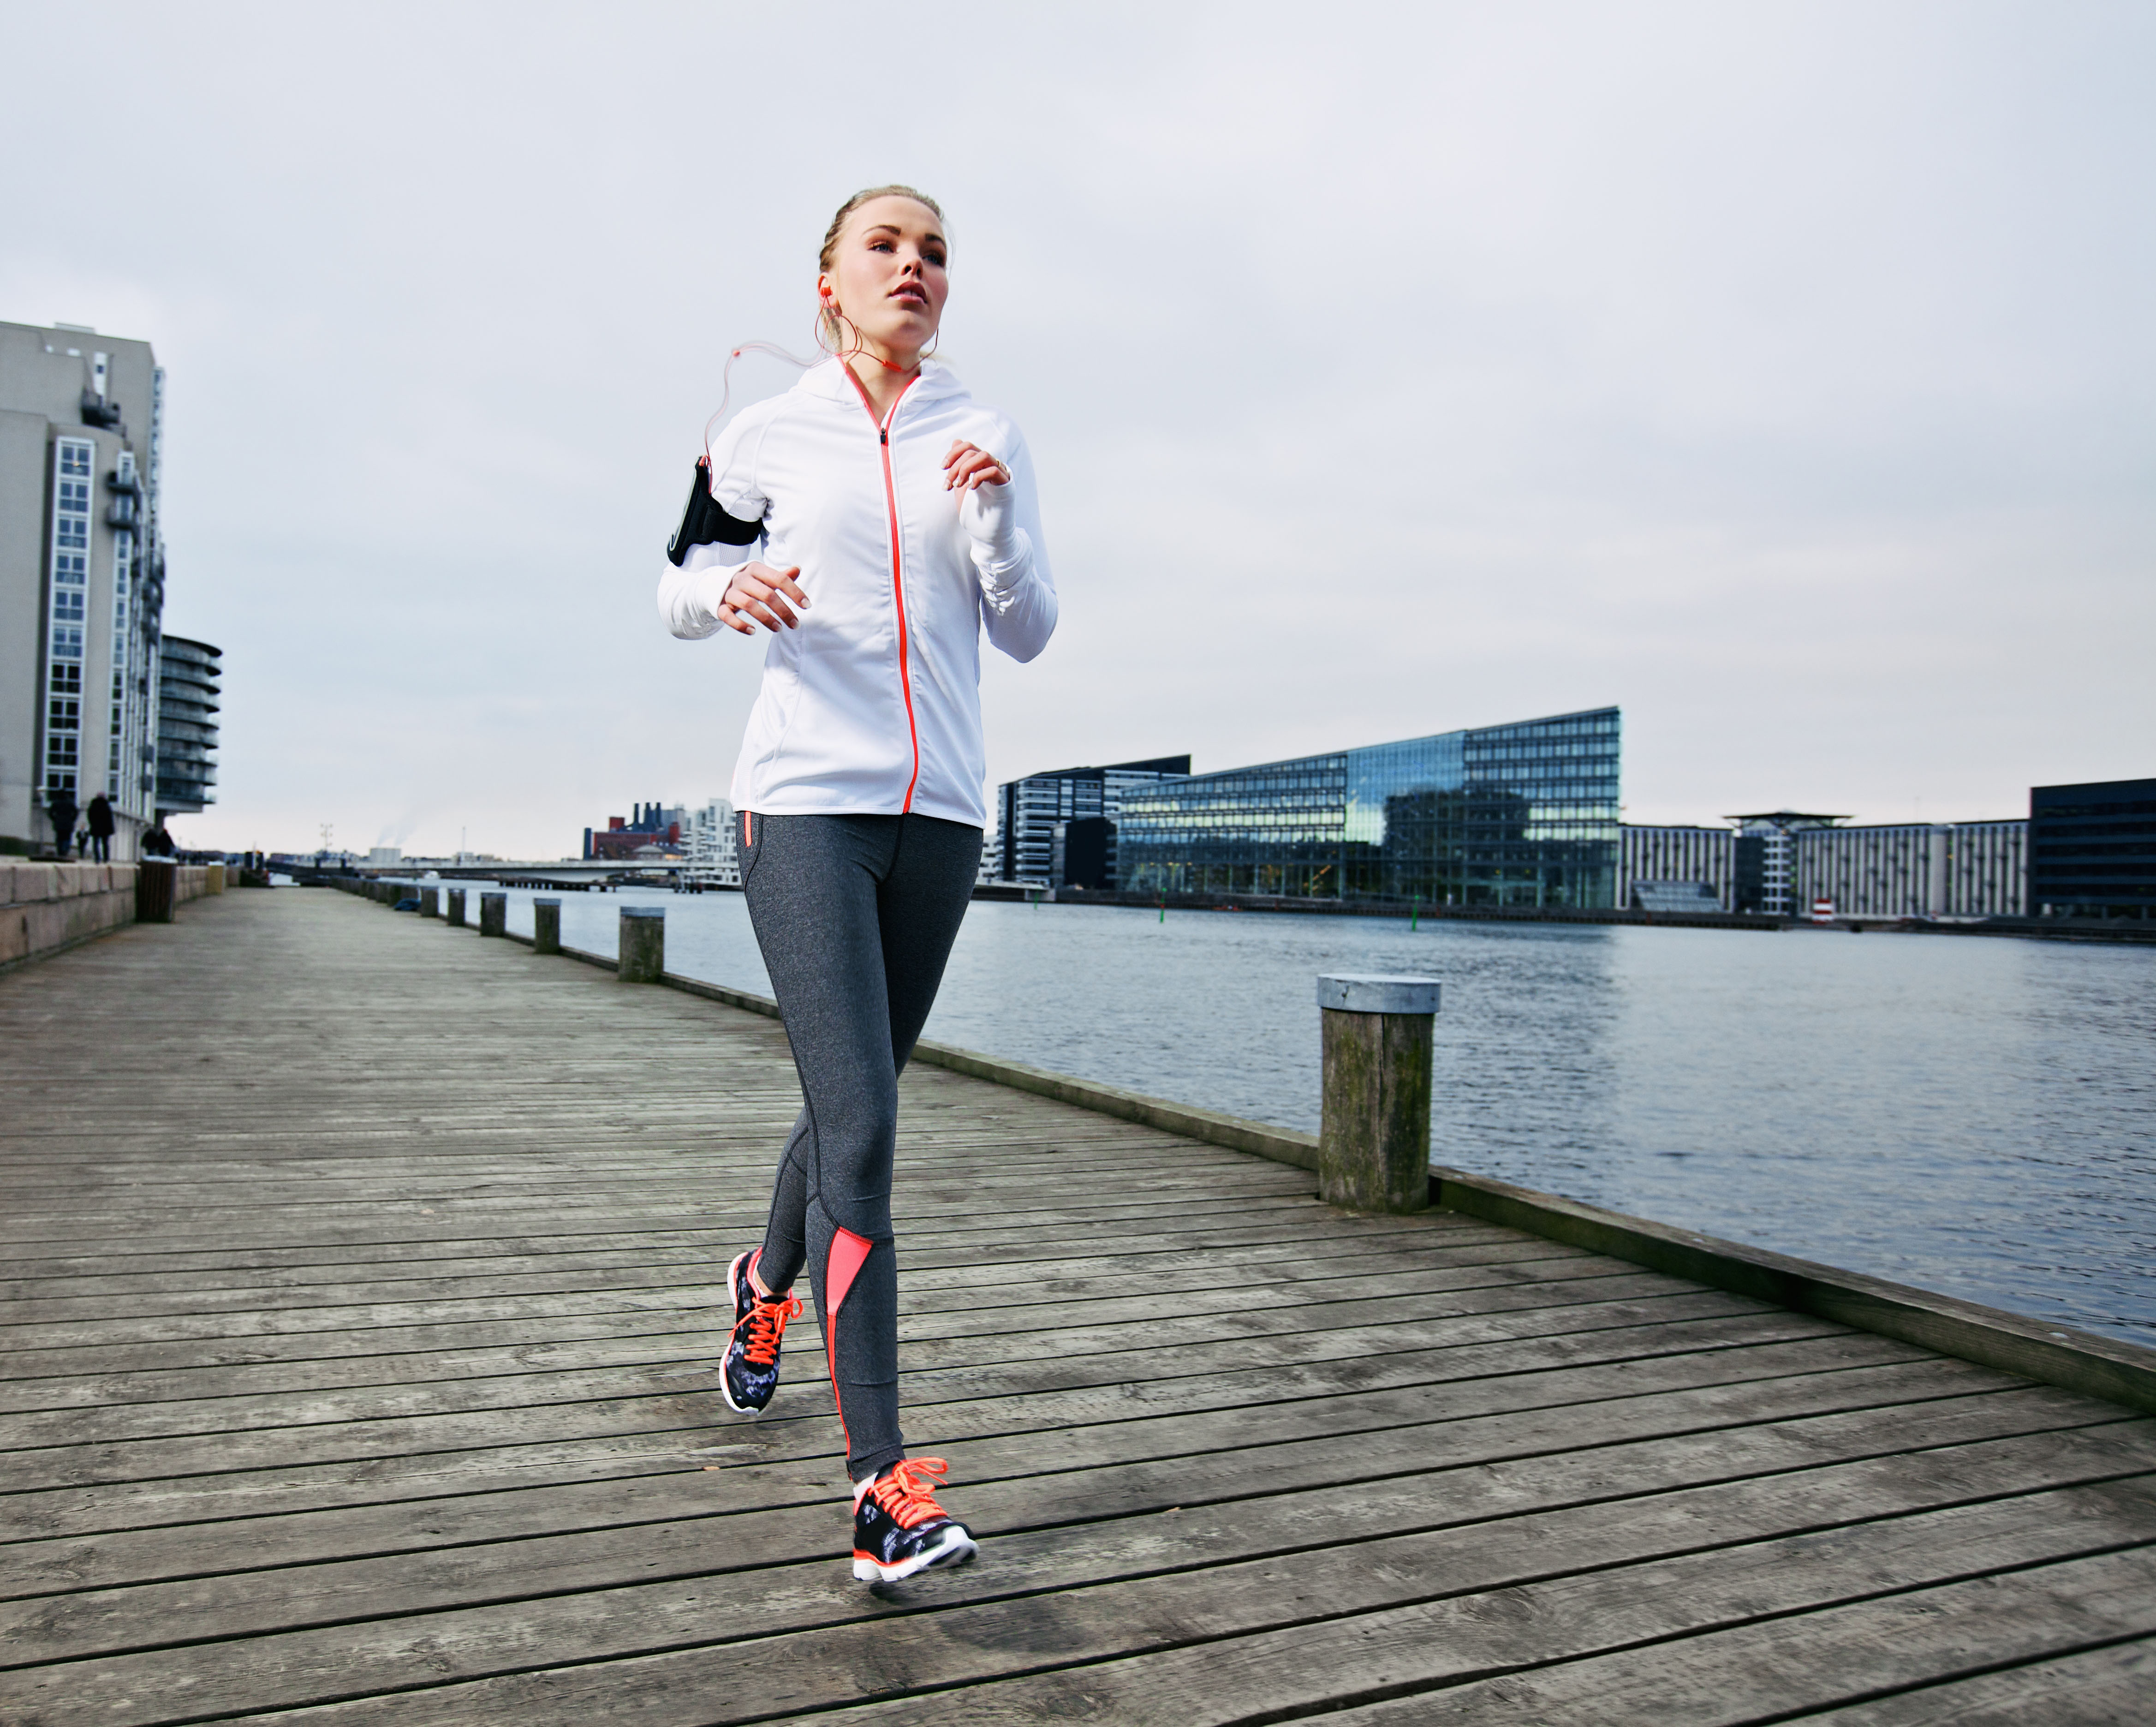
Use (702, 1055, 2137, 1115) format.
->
(943, 440, 1010, 493)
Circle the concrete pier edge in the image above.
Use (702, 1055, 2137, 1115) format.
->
(498, 918, 2155, 1415)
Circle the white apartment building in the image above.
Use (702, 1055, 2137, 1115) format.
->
(1, 321, 170, 856)
(1619, 824, 1736, 911)
(1795, 820, 2025, 920)
(685, 798, 740, 886)
(1619, 815, 2027, 919)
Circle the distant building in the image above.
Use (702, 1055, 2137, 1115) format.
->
(995, 755, 1190, 886)
(685, 798, 739, 886)
(1794, 821, 2025, 920)
(1051, 815, 1116, 891)
(1117, 709, 1620, 907)
(367, 846, 402, 866)
(1620, 824, 1736, 911)
(1, 320, 170, 856)
(584, 801, 685, 861)
(1725, 812, 1846, 917)
(1938, 820, 2027, 918)
(155, 636, 220, 817)
(2029, 778, 2156, 919)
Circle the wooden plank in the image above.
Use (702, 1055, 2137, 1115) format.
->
(0, 1326, 1935, 1494)
(23, 1452, 2147, 1724)
(0, 1218, 1524, 1306)
(0, 1309, 1845, 1452)
(5, 1387, 2127, 1603)
(0, 1228, 1567, 1327)
(0, 1249, 1642, 1360)
(0, 1286, 1762, 1422)
(1787, 1637, 2156, 1726)
(0, 1354, 2014, 1546)
(7, 1427, 2149, 1688)
(1294, 1556, 2156, 1724)
(661, 1490, 2156, 1727)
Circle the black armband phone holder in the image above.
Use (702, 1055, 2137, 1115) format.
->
(667, 457, 764, 567)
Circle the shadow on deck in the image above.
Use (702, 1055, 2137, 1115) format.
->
(1, 890, 2151, 1724)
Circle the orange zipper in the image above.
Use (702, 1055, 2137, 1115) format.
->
(842, 364, 923, 813)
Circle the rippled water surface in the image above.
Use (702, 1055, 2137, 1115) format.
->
(471, 885, 2155, 1348)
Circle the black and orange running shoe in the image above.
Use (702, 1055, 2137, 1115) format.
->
(852, 1457, 978, 1583)
(721, 1250, 802, 1415)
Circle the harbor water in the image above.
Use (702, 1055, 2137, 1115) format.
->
(462, 884, 2154, 1350)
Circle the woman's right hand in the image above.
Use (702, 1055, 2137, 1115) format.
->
(716, 562, 810, 635)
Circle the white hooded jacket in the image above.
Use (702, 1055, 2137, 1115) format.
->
(657, 357, 1056, 829)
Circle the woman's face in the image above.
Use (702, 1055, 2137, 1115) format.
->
(821, 196, 948, 358)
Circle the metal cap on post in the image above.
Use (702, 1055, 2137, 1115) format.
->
(479, 892, 507, 938)
(619, 906, 665, 983)
(445, 888, 466, 928)
(1317, 974, 1441, 1213)
(419, 886, 440, 919)
(532, 897, 562, 955)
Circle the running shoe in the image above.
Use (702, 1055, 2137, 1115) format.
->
(721, 1250, 802, 1415)
(852, 1457, 978, 1583)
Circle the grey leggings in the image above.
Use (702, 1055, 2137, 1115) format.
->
(739, 810, 981, 1482)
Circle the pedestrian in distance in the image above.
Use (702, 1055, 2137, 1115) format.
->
(658, 185, 1056, 1585)
(85, 793, 114, 863)
(46, 786, 77, 860)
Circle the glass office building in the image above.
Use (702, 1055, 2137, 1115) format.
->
(1117, 707, 1620, 907)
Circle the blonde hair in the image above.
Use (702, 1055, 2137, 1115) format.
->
(818, 185, 947, 351)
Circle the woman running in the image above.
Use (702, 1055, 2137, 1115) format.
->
(657, 185, 1056, 1583)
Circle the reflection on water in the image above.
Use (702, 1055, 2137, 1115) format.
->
(480, 886, 2155, 1349)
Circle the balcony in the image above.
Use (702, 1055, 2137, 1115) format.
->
(79, 392, 124, 431)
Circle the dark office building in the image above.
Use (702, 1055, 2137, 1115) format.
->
(2029, 778, 2156, 918)
(1052, 816, 1115, 890)
(1117, 707, 1620, 907)
(996, 755, 1190, 885)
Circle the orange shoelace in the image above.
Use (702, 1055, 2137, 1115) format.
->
(732, 1291, 803, 1367)
(866, 1457, 953, 1530)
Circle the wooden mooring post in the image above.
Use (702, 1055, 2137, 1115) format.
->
(419, 886, 439, 918)
(478, 892, 507, 938)
(532, 897, 561, 954)
(619, 906, 664, 982)
(1317, 973, 1441, 1213)
(445, 889, 466, 928)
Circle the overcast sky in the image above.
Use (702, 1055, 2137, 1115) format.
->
(5, 2, 2150, 856)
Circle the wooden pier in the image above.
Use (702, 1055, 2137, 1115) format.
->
(2, 888, 2153, 1724)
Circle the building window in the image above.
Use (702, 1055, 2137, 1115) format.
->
(45, 438, 95, 799)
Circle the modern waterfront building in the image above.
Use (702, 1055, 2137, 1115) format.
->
(1116, 708, 1621, 907)
(1620, 824, 1736, 912)
(685, 797, 740, 887)
(1, 320, 169, 856)
(1726, 812, 1846, 917)
(995, 755, 1191, 886)
(154, 636, 220, 817)
(2029, 778, 2155, 919)
(1937, 820, 2027, 919)
(1794, 820, 2026, 921)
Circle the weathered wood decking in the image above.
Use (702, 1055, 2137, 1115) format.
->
(2, 890, 2152, 1725)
